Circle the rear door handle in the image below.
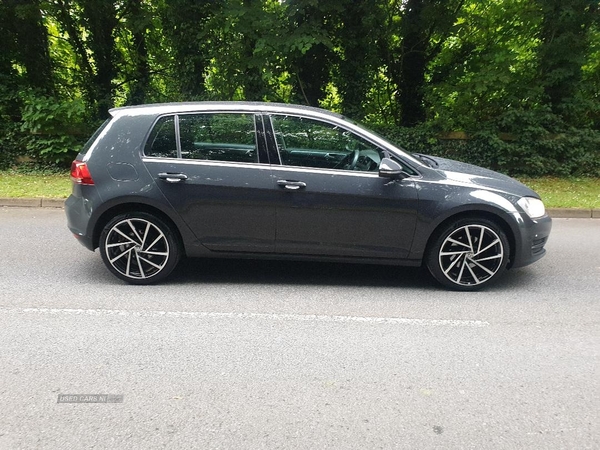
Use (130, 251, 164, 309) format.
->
(158, 172, 188, 183)
(277, 180, 307, 190)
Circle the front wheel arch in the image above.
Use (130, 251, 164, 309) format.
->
(423, 211, 516, 269)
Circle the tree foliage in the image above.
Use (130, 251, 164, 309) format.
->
(0, 0, 599, 174)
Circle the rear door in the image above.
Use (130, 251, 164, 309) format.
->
(143, 112, 276, 253)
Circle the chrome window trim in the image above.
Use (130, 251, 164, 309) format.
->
(143, 157, 384, 178)
(142, 157, 273, 171)
(273, 164, 382, 178)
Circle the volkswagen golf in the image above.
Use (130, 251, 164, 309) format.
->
(65, 102, 551, 290)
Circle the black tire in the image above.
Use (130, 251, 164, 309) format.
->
(426, 217, 510, 291)
(99, 212, 181, 284)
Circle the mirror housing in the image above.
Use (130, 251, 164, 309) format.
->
(379, 158, 408, 180)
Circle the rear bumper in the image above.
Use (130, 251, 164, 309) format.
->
(65, 192, 95, 251)
(511, 214, 552, 268)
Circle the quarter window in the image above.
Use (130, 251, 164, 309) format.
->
(145, 116, 177, 158)
(270, 115, 384, 172)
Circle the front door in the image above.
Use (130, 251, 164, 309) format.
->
(267, 114, 418, 259)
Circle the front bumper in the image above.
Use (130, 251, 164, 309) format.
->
(511, 213, 552, 268)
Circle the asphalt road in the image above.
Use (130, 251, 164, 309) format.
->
(0, 207, 598, 449)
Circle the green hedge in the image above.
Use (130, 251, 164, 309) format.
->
(373, 124, 600, 177)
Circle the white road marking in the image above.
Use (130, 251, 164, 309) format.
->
(1, 307, 489, 328)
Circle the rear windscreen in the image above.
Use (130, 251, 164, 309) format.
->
(79, 118, 111, 157)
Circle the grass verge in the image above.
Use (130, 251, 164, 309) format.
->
(517, 177, 600, 209)
(0, 170, 598, 209)
(0, 170, 71, 199)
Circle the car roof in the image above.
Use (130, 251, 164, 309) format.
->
(109, 101, 346, 120)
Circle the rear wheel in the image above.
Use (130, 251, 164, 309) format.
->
(426, 218, 509, 291)
(99, 212, 181, 284)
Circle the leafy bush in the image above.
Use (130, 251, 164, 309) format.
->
(370, 123, 442, 155)
(0, 85, 23, 170)
(0, 123, 22, 170)
(19, 92, 88, 166)
(372, 116, 600, 177)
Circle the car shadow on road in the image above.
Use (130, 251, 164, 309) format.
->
(83, 253, 540, 292)
(169, 257, 438, 289)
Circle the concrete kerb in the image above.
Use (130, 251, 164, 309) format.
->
(0, 198, 598, 218)
(0, 198, 43, 208)
(546, 208, 594, 219)
(40, 198, 67, 208)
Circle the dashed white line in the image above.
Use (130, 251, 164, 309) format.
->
(1, 307, 489, 328)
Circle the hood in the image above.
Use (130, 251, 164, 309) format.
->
(420, 155, 539, 198)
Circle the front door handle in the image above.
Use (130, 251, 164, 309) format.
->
(158, 172, 188, 183)
(277, 180, 307, 190)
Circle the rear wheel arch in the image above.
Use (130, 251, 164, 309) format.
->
(92, 202, 185, 256)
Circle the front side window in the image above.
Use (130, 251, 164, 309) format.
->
(270, 115, 384, 172)
(179, 113, 257, 163)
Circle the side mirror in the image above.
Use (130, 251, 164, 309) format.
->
(379, 158, 408, 179)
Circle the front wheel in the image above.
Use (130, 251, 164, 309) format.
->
(426, 218, 510, 291)
(99, 212, 181, 284)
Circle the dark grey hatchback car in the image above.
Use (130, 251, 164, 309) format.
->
(66, 102, 551, 290)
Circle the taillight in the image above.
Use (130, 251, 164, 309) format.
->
(70, 160, 95, 185)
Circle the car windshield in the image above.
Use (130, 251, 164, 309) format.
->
(342, 116, 426, 167)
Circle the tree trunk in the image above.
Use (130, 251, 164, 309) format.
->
(9, 0, 54, 94)
(337, 0, 381, 120)
(397, 0, 427, 127)
(81, 0, 118, 118)
(126, 0, 150, 105)
(241, 0, 267, 101)
(538, 0, 595, 118)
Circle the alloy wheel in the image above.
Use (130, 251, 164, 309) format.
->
(104, 218, 170, 280)
(438, 224, 504, 287)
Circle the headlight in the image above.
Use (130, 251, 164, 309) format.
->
(517, 197, 546, 219)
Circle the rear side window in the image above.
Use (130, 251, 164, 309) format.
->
(178, 113, 257, 163)
(145, 116, 177, 158)
(144, 113, 258, 163)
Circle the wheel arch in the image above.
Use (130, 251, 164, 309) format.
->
(91, 200, 187, 256)
(422, 209, 518, 269)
